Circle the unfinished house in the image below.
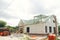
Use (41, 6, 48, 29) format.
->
(18, 15, 58, 35)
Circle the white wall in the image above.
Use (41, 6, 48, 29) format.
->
(45, 16, 56, 33)
(24, 22, 46, 34)
(23, 16, 57, 34)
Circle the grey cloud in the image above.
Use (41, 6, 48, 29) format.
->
(0, 11, 18, 19)
(0, 0, 18, 19)
(0, 0, 9, 10)
(30, 0, 52, 14)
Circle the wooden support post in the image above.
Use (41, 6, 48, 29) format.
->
(53, 15, 58, 40)
(53, 15, 58, 36)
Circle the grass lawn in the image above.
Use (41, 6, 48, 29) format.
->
(57, 39, 60, 40)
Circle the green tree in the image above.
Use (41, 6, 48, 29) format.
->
(0, 20, 6, 27)
(58, 25, 60, 35)
(6, 25, 18, 33)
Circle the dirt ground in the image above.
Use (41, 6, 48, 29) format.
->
(0, 34, 60, 40)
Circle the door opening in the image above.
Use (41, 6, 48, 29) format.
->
(27, 27, 30, 33)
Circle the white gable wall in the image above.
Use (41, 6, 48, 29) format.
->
(45, 16, 56, 33)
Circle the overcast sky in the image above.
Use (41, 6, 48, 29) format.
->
(0, 0, 60, 26)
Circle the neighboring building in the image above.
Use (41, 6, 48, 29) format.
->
(18, 15, 58, 35)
